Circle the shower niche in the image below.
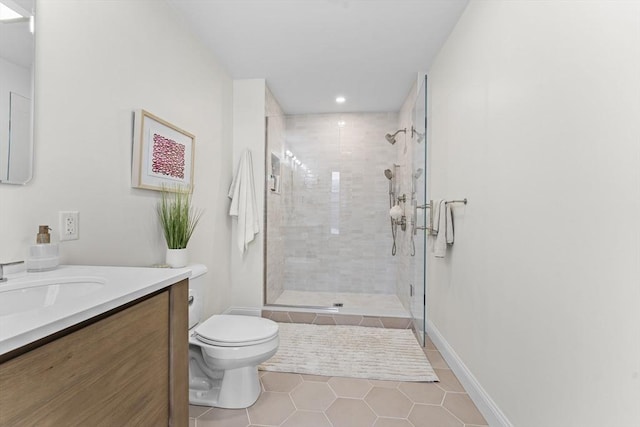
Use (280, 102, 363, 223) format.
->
(269, 152, 281, 193)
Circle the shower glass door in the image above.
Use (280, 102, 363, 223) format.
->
(410, 76, 427, 346)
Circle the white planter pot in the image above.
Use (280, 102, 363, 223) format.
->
(166, 248, 188, 268)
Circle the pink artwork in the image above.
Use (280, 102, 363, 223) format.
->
(132, 110, 194, 191)
(151, 133, 185, 179)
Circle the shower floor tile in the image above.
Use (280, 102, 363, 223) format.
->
(272, 290, 409, 317)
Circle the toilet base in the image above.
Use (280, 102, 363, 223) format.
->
(189, 348, 262, 409)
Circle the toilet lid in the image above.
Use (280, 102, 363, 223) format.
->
(194, 315, 278, 347)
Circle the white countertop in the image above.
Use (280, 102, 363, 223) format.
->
(0, 265, 190, 356)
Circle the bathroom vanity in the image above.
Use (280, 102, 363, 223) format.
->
(0, 266, 190, 427)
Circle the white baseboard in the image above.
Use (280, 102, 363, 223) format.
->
(427, 320, 513, 427)
(223, 306, 263, 317)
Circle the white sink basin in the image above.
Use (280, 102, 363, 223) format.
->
(0, 277, 106, 317)
(0, 265, 190, 356)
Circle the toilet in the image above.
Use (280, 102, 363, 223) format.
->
(187, 265, 279, 408)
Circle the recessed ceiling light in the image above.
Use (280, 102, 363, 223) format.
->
(335, 96, 346, 104)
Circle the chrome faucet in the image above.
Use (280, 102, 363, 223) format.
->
(0, 261, 24, 282)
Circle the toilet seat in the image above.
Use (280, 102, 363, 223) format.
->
(194, 314, 278, 347)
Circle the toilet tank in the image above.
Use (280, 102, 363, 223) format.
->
(188, 264, 208, 329)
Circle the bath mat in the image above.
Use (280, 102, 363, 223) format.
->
(259, 322, 439, 382)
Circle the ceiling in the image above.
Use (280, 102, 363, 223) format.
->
(169, 0, 469, 114)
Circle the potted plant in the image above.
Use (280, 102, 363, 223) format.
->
(157, 186, 202, 268)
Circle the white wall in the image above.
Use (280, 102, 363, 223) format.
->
(427, 1, 640, 426)
(0, 0, 234, 317)
(230, 79, 266, 310)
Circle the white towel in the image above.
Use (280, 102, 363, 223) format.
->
(433, 199, 454, 258)
(228, 149, 260, 254)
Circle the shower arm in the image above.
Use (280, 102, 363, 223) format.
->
(385, 129, 407, 145)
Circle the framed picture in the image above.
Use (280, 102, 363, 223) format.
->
(132, 109, 195, 192)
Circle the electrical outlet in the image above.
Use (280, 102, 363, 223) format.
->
(59, 211, 79, 241)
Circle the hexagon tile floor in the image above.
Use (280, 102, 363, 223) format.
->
(189, 337, 488, 427)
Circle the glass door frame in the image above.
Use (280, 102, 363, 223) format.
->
(410, 75, 428, 346)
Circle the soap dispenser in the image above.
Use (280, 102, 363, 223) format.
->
(36, 225, 51, 243)
(26, 225, 59, 271)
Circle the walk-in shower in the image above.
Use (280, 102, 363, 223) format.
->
(265, 112, 406, 317)
(264, 77, 429, 347)
(264, 76, 428, 343)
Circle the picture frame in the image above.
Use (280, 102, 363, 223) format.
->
(132, 109, 195, 192)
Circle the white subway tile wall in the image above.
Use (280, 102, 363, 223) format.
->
(266, 111, 400, 301)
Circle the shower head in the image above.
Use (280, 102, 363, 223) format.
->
(411, 126, 425, 143)
(384, 168, 395, 197)
(385, 128, 407, 145)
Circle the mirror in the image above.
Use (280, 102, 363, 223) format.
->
(0, 0, 34, 184)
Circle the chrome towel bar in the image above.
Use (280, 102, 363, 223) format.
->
(445, 198, 468, 205)
(415, 198, 468, 236)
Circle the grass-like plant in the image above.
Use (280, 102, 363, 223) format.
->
(157, 186, 203, 249)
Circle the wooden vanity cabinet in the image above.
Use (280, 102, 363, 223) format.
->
(0, 279, 188, 427)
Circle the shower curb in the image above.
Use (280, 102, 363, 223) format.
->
(261, 309, 413, 330)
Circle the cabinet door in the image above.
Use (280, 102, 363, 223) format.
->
(0, 292, 170, 426)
